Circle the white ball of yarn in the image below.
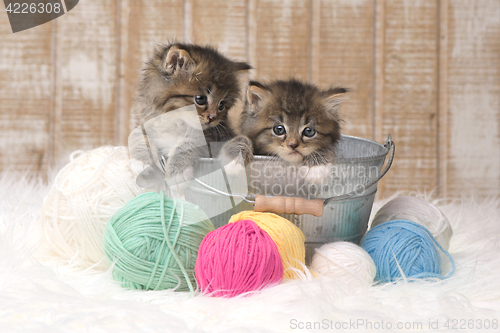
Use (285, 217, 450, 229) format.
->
(371, 196, 453, 251)
(42, 146, 146, 270)
(311, 241, 376, 287)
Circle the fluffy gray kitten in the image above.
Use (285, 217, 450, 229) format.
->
(130, 42, 251, 189)
(221, 79, 347, 184)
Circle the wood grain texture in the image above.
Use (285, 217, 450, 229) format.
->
(312, 0, 375, 140)
(373, 0, 385, 143)
(373, 0, 386, 198)
(115, 0, 129, 145)
(251, 0, 310, 81)
(446, 0, 500, 198)
(0, 7, 53, 174)
(53, 0, 118, 161)
(438, 0, 448, 198)
(122, 0, 184, 134)
(379, 0, 439, 197)
(191, 0, 247, 61)
(1, 0, 499, 200)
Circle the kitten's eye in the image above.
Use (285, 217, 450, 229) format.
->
(195, 95, 207, 106)
(218, 101, 225, 111)
(302, 127, 316, 138)
(273, 125, 286, 136)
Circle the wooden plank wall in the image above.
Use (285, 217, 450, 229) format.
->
(379, 1, 440, 198)
(446, 0, 500, 199)
(0, 0, 499, 200)
(0, 6, 53, 174)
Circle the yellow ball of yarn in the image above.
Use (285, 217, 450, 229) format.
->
(229, 211, 306, 280)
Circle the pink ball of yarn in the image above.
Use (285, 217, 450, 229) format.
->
(195, 220, 283, 297)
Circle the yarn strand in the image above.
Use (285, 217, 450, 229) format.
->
(160, 194, 196, 294)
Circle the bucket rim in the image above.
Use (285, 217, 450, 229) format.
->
(334, 134, 389, 162)
(200, 134, 390, 164)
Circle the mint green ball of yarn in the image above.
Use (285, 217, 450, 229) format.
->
(103, 191, 214, 292)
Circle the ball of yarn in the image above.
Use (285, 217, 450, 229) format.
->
(361, 220, 455, 283)
(42, 146, 145, 270)
(311, 241, 376, 287)
(229, 211, 306, 280)
(371, 196, 453, 251)
(195, 220, 283, 297)
(103, 191, 214, 292)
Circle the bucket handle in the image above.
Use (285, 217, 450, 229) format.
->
(323, 134, 395, 205)
(254, 195, 325, 217)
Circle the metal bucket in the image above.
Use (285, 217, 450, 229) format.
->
(185, 134, 395, 263)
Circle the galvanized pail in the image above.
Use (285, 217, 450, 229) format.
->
(185, 134, 395, 263)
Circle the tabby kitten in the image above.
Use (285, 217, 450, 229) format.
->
(130, 42, 251, 186)
(223, 79, 347, 183)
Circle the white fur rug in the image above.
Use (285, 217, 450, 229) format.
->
(1, 171, 499, 332)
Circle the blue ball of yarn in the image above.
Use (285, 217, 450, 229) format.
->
(360, 220, 455, 283)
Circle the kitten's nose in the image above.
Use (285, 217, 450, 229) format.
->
(287, 140, 299, 149)
(207, 114, 217, 123)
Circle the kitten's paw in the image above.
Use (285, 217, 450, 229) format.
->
(304, 164, 333, 184)
(218, 136, 253, 175)
(166, 166, 194, 187)
(223, 158, 247, 176)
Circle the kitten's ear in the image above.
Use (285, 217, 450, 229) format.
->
(247, 82, 270, 114)
(164, 46, 195, 75)
(234, 61, 252, 72)
(234, 62, 252, 90)
(324, 87, 348, 120)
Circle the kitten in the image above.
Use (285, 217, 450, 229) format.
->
(222, 79, 347, 183)
(128, 105, 206, 194)
(130, 42, 251, 187)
